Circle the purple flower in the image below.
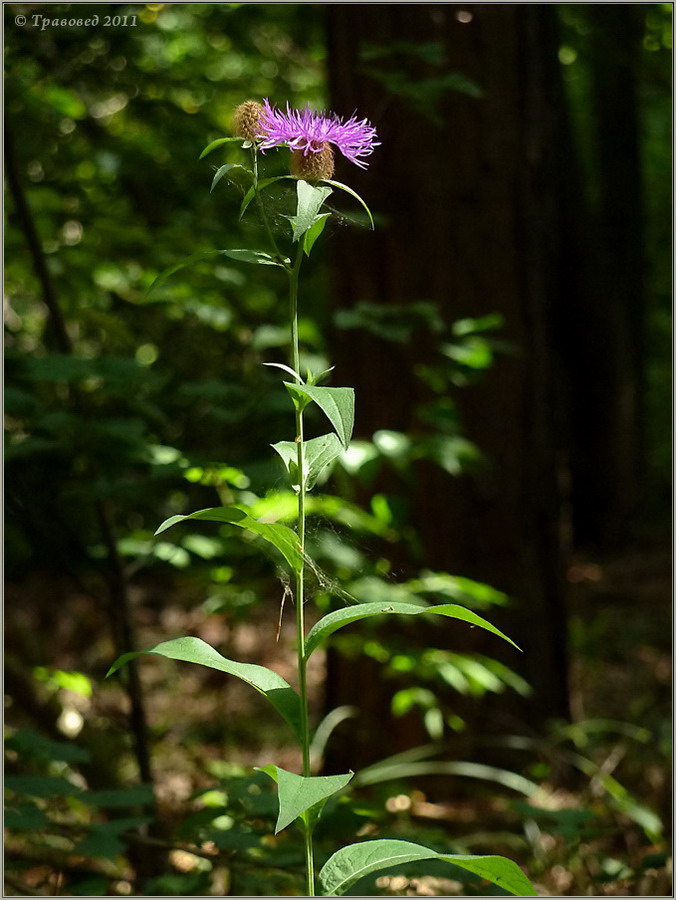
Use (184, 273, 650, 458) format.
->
(258, 99, 379, 169)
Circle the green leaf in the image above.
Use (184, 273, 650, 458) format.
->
(199, 136, 247, 159)
(210, 163, 250, 193)
(145, 250, 230, 298)
(304, 602, 520, 661)
(321, 179, 375, 229)
(263, 361, 304, 382)
(222, 249, 288, 267)
(32, 667, 92, 698)
(154, 506, 303, 572)
(272, 433, 344, 491)
(4, 802, 50, 830)
(284, 384, 355, 448)
(106, 637, 302, 740)
(240, 175, 295, 219)
(304, 213, 331, 256)
(256, 766, 353, 834)
(6, 729, 90, 764)
(287, 180, 332, 242)
(74, 816, 152, 861)
(5, 774, 81, 799)
(81, 785, 155, 809)
(318, 839, 536, 897)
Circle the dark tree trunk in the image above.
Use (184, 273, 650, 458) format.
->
(567, 5, 645, 549)
(324, 4, 577, 771)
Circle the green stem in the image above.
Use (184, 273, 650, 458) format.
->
(288, 234, 314, 896)
(252, 145, 286, 267)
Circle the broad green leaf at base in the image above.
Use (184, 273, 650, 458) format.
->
(304, 601, 520, 660)
(256, 765, 353, 834)
(318, 839, 537, 896)
(106, 636, 302, 741)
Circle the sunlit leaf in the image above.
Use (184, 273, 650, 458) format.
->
(304, 602, 520, 660)
(106, 637, 302, 740)
(199, 136, 247, 159)
(284, 384, 355, 448)
(256, 765, 353, 833)
(223, 249, 288, 267)
(154, 506, 302, 571)
(318, 839, 536, 896)
(272, 432, 343, 490)
(286, 180, 332, 242)
(320, 179, 374, 229)
(304, 213, 331, 255)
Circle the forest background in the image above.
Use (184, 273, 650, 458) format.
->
(4, 3, 672, 897)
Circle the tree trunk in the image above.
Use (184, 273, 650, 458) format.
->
(324, 4, 575, 771)
(567, 5, 645, 549)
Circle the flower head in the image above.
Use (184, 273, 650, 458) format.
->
(232, 100, 265, 141)
(258, 99, 379, 170)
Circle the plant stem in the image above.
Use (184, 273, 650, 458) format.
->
(252, 145, 286, 266)
(288, 235, 315, 896)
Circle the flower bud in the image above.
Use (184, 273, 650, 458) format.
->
(232, 101, 264, 140)
(290, 145, 335, 181)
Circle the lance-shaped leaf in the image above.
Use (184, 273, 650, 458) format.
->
(239, 175, 296, 219)
(318, 839, 537, 897)
(256, 766, 353, 834)
(210, 163, 251, 193)
(304, 602, 520, 661)
(284, 384, 355, 448)
(145, 250, 230, 299)
(223, 249, 288, 267)
(199, 136, 248, 159)
(145, 247, 287, 301)
(286, 180, 332, 242)
(107, 637, 302, 740)
(321, 179, 375, 229)
(272, 433, 344, 491)
(155, 507, 302, 572)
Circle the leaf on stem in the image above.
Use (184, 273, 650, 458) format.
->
(155, 506, 303, 572)
(304, 601, 520, 661)
(223, 249, 288, 267)
(199, 136, 247, 159)
(145, 250, 230, 299)
(320, 179, 375, 229)
(106, 637, 302, 740)
(286, 180, 332, 242)
(210, 164, 251, 193)
(239, 175, 296, 220)
(145, 248, 287, 300)
(284, 384, 355, 448)
(256, 765, 353, 834)
(304, 213, 330, 256)
(318, 839, 537, 896)
(272, 432, 344, 491)
(263, 361, 304, 382)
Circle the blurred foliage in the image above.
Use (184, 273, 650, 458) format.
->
(4, 3, 671, 897)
